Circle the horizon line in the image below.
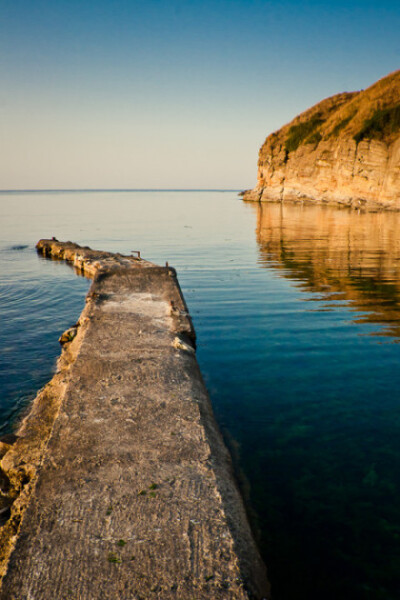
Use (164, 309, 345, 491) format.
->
(0, 188, 243, 193)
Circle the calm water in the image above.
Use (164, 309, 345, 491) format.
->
(1, 191, 400, 599)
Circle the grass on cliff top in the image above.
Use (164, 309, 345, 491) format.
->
(285, 115, 324, 153)
(306, 131, 322, 145)
(354, 104, 400, 144)
(330, 113, 355, 137)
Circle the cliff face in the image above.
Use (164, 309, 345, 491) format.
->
(243, 70, 400, 209)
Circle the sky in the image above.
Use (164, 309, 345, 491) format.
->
(0, 0, 399, 189)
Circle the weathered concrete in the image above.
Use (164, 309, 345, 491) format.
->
(0, 240, 269, 599)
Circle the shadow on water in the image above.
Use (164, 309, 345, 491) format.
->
(5, 245, 29, 251)
(242, 202, 400, 600)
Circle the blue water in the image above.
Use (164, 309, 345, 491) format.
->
(1, 191, 400, 599)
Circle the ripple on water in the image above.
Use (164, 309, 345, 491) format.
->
(0, 244, 90, 436)
(1, 193, 400, 599)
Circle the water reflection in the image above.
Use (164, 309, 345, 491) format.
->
(229, 201, 400, 600)
(255, 202, 400, 339)
(2, 191, 400, 599)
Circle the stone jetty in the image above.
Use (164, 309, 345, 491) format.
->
(0, 240, 269, 599)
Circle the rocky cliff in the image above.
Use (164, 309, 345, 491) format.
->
(243, 70, 400, 210)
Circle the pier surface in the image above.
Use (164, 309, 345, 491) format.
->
(0, 240, 269, 599)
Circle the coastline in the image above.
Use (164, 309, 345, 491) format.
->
(241, 187, 400, 211)
(0, 240, 269, 599)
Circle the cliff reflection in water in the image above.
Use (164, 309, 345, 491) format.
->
(237, 200, 400, 600)
(255, 202, 400, 339)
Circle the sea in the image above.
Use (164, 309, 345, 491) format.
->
(1, 190, 400, 600)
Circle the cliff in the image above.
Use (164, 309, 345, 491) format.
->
(243, 69, 400, 210)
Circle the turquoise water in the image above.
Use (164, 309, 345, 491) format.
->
(1, 191, 400, 599)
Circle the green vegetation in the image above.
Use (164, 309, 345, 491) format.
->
(107, 552, 122, 564)
(331, 113, 355, 137)
(117, 539, 126, 547)
(285, 115, 324, 153)
(138, 483, 159, 497)
(306, 131, 322, 145)
(354, 105, 400, 144)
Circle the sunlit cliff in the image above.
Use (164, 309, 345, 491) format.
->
(243, 70, 400, 209)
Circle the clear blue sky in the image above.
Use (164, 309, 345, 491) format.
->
(1, 0, 399, 189)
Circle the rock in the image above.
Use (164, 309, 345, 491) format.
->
(243, 69, 400, 210)
(58, 326, 78, 345)
(0, 434, 17, 446)
(0, 443, 11, 460)
(172, 336, 195, 354)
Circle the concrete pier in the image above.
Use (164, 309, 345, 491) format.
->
(0, 240, 269, 599)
